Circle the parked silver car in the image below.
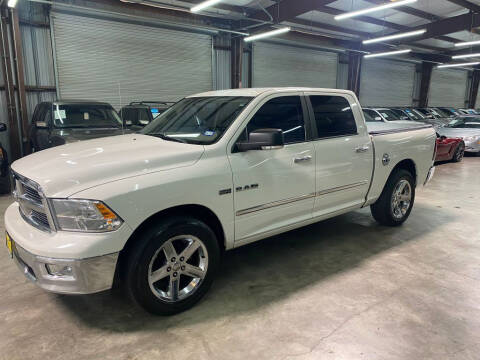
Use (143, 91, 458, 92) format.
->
(437, 116, 480, 154)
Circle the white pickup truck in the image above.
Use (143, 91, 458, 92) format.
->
(5, 88, 436, 315)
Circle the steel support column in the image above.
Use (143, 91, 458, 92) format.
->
(418, 62, 434, 108)
(347, 52, 362, 98)
(231, 36, 243, 89)
(468, 70, 480, 108)
(10, 8, 30, 155)
(0, 9, 21, 161)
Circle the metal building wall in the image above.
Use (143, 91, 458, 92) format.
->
(252, 42, 338, 88)
(213, 34, 231, 90)
(360, 58, 416, 107)
(429, 68, 468, 107)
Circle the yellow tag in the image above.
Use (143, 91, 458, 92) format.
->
(6, 233, 12, 255)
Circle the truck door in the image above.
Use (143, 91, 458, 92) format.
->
(305, 92, 373, 217)
(228, 94, 316, 242)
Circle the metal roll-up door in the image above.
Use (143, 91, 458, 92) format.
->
(253, 42, 338, 88)
(360, 59, 415, 107)
(51, 12, 213, 109)
(429, 68, 467, 107)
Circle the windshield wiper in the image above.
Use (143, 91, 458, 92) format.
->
(151, 133, 188, 143)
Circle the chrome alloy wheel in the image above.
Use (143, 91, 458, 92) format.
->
(148, 235, 208, 302)
(391, 179, 412, 220)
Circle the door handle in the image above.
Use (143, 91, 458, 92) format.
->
(294, 155, 312, 163)
(355, 146, 370, 153)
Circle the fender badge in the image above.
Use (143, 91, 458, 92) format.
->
(382, 153, 390, 166)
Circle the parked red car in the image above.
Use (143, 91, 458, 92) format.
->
(435, 134, 464, 162)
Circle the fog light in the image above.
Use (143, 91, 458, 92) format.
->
(45, 264, 73, 277)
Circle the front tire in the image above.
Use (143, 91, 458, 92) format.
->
(451, 142, 465, 163)
(370, 169, 415, 226)
(124, 216, 220, 315)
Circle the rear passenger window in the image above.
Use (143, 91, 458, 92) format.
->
(309, 96, 357, 138)
(247, 96, 305, 144)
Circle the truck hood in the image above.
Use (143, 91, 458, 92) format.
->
(11, 134, 205, 197)
(51, 127, 132, 144)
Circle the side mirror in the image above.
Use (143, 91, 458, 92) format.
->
(236, 128, 284, 152)
(36, 121, 47, 128)
(0, 123, 6, 132)
(374, 116, 382, 121)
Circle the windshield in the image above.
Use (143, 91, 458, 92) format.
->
(446, 117, 480, 128)
(363, 109, 381, 122)
(402, 109, 421, 121)
(389, 109, 411, 120)
(376, 109, 402, 120)
(141, 96, 252, 144)
(54, 104, 122, 128)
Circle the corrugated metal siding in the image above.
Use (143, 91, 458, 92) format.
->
(214, 48, 231, 90)
(429, 68, 468, 107)
(51, 12, 213, 109)
(360, 59, 415, 107)
(336, 61, 348, 90)
(252, 42, 338, 88)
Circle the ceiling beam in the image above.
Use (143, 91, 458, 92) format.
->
(247, 0, 337, 23)
(382, 12, 480, 45)
(319, 4, 459, 44)
(364, 0, 442, 21)
(445, 0, 480, 13)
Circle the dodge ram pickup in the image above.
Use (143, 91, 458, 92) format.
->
(5, 88, 436, 315)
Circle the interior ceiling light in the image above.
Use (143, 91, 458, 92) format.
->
(244, 27, 291, 42)
(364, 49, 412, 58)
(335, 0, 417, 20)
(363, 29, 426, 44)
(454, 40, 480, 47)
(437, 62, 480, 69)
(191, 0, 223, 13)
(8, 0, 18, 7)
(452, 53, 480, 59)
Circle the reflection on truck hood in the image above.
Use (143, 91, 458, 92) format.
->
(11, 134, 205, 197)
(52, 127, 131, 143)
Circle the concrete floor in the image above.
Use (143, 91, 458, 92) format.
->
(1, 157, 480, 360)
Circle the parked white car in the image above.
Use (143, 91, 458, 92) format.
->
(5, 88, 436, 315)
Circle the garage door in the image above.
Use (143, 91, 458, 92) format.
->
(51, 12, 213, 109)
(253, 42, 337, 88)
(429, 68, 467, 107)
(360, 59, 415, 107)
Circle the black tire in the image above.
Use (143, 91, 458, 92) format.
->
(451, 142, 465, 163)
(370, 169, 415, 226)
(0, 174, 11, 195)
(124, 216, 220, 315)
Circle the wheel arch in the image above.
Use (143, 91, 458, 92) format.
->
(390, 158, 417, 186)
(114, 204, 226, 285)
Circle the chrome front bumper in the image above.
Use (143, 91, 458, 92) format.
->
(11, 240, 119, 294)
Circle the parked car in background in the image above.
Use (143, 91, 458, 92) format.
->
(437, 116, 480, 155)
(6, 88, 436, 315)
(437, 107, 460, 117)
(435, 133, 464, 162)
(458, 109, 478, 115)
(362, 108, 414, 123)
(0, 122, 10, 194)
(29, 100, 127, 152)
(119, 101, 174, 131)
(399, 107, 449, 128)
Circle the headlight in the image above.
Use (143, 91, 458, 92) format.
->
(51, 199, 123, 232)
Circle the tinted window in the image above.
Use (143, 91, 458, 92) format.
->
(309, 96, 357, 138)
(363, 109, 379, 122)
(54, 104, 122, 128)
(377, 109, 401, 120)
(247, 96, 305, 144)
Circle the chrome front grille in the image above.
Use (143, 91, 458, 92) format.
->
(13, 173, 55, 232)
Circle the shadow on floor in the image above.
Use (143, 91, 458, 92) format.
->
(54, 202, 457, 332)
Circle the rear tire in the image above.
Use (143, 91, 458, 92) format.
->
(370, 169, 415, 226)
(124, 216, 220, 315)
(451, 142, 465, 163)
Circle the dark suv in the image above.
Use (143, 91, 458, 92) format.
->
(119, 101, 174, 131)
(29, 100, 127, 151)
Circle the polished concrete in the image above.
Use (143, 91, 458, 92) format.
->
(1, 157, 480, 360)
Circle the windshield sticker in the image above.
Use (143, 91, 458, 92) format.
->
(55, 109, 66, 120)
(381, 113, 389, 118)
(84, 112, 90, 121)
(204, 130, 215, 136)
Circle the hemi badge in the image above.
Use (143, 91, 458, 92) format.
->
(219, 188, 232, 195)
